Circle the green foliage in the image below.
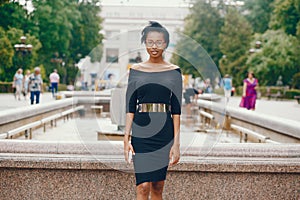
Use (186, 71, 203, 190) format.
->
(32, 0, 81, 54)
(29, 0, 103, 84)
(89, 44, 103, 63)
(243, 0, 275, 33)
(285, 89, 300, 98)
(0, 81, 14, 93)
(0, 0, 9, 6)
(0, 2, 28, 31)
(182, 0, 223, 64)
(270, 0, 300, 36)
(1, 27, 42, 82)
(219, 8, 252, 86)
(171, 0, 223, 82)
(71, 0, 103, 63)
(0, 27, 13, 81)
(246, 30, 299, 86)
(292, 72, 300, 89)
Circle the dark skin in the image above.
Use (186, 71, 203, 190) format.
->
(124, 31, 181, 200)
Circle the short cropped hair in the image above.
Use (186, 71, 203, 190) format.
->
(141, 21, 170, 48)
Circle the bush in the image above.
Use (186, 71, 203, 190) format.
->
(292, 72, 300, 89)
(44, 83, 67, 92)
(285, 89, 300, 99)
(0, 82, 14, 93)
(1, 82, 68, 93)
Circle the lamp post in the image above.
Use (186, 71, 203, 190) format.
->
(14, 36, 33, 69)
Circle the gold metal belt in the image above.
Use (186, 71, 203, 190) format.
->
(137, 103, 170, 112)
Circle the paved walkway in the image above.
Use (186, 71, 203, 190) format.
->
(1, 92, 299, 144)
(227, 96, 300, 122)
(0, 92, 55, 111)
(2, 92, 299, 121)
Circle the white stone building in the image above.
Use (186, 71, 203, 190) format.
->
(79, 4, 190, 90)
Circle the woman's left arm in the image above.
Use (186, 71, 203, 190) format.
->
(169, 114, 180, 166)
(255, 79, 259, 90)
(169, 69, 182, 166)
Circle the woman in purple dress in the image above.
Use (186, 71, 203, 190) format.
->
(240, 71, 259, 110)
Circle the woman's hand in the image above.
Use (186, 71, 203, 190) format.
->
(124, 139, 135, 164)
(169, 144, 180, 167)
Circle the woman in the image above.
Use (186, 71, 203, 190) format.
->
(240, 71, 259, 110)
(124, 21, 182, 199)
(14, 68, 24, 101)
(223, 74, 232, 103)
(23, 69, 31, 100)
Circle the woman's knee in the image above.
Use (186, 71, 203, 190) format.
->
(151, 181, 164, 194)
(137, 182, 150, 196)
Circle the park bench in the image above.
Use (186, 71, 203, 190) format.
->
(198, 110, 218, 130)
(267, 91, 284, 100)
(231, 124, 280, 144)
(91, 105, 103, 114)
(41, 113, 62, 132)
(1, 105, 85, 139)
(61, 105, 85, 120)
(7, 121, 43, 139)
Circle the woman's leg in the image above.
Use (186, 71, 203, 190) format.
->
(136, 182, 150, 200)
(150, 181, 165, 200)
(16, 85, 21, 100)
(30, 91, 35, 104)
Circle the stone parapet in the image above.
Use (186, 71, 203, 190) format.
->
(0, 141, 299, 199)
(198, 99, 300, 142)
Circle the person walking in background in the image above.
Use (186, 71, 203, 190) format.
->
(223, 74, 232, 103)
(49, 69, 60, 98)
(239, 71, 259, 110)
(28, 67, 43, 105)
(183, 87, 202, 118)
(23, 69, 31, 100)
(14, 68, 23, 101)
(124, 21, 182, 199)
(204, 78, 213, 93)
(105, 73, 116, 89)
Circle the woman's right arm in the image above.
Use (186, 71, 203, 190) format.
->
(242, 81, 247, 97)
(124, 113, 135, 163)
(124, 69, 137, 163)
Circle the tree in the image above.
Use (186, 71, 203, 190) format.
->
(0, 2, 36, 34)
(71, 0, 103, 63)
(171, 0, 223, 81)
(219, 8, 252, 86)
(243, 0, 275, 33)
(246, 29, 299, 86)
(184, 0, 223, 64)
(0, 0, 103, 84)
(32, 0, 80, 84)
(270, 0, 300, 36)
(4, 27, 42, 82)
(31, 0, 103, 84)
(0, 28, 14, 81)
(0, 0, 9, 6)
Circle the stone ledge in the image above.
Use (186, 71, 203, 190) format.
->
(198, 99, 300, 139)
(0, 153, 300, 173)
(0, 141, 299, 173)
(0, 140, 299, 157)
(0, 141, 299, 199)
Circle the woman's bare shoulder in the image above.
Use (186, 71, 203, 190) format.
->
(169, 64, 180, 70)
(130, 63, 142, 70)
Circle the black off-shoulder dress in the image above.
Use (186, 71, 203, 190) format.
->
(125, 67, 182, 185)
